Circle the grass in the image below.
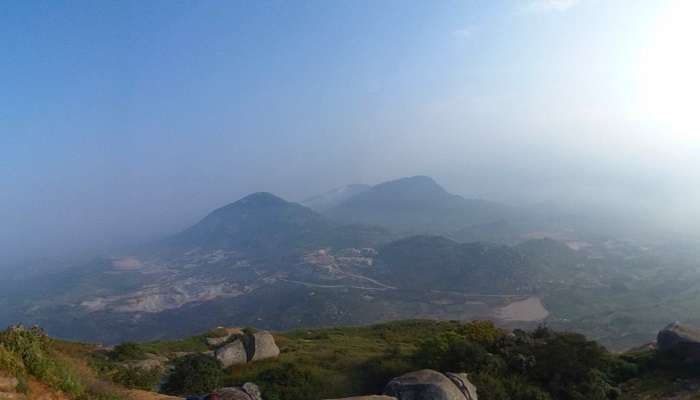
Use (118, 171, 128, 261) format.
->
(136, 334, 209, 355)
(226, 320, 464, 398)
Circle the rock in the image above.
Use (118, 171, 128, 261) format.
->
(207, 328, 245, 348)
(206, 336, 231, 347)
(657, 322, 700, 362)
(215, 340, 248, 368)
(445, 373, 477, 400)
(250, 331, 280, 362)
(242, 382, 262, 400)
(212, 383, 262, 400)
(384, 370, 477, 400)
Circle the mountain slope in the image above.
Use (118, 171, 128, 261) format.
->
(372, 235, 546, 294)
(169, 192, 388, 257)
(301, 184, 371, 211)
(325, 176, 516, 233)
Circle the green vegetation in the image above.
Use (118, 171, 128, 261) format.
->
(2, 320, 699, 400)
(224, 320, 627, 400)
(136, 334, 209, 354)
(162, 353, 225, 395)
(0, 325, 84, 396)
(110, 342, 147, 361)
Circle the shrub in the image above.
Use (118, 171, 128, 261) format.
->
(0, 326, 84, 396)
(162, 353, 224, 395)
(413, 332, 504, 375)
(112, 366, 163, 390)
(462, 320, 505, 348)
(0, 343, 25, 376)
(110, 342, 146, 361)
(255, 363, 324, 400)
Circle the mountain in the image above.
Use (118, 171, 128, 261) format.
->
(301, 184, 371, 211)
(3, 186, 697, 351)
(324, 176, 517, 234)
(372, 235, 545, 293)
(167, 192, 388, 257)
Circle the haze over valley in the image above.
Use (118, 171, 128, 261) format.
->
(3, 2, 700, 399)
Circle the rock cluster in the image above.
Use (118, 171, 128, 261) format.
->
(208, 330, 280, 368)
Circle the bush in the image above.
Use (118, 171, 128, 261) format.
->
(0, 343, 25, 376)
(255, 363, 324, 400)
(530, 332, 609, 400)
(462, 320, 505, 348)
(110, 342, 146, 361)
(413, 332, 504, 375)
(162, 353, 224, 395)
(0, 326, 84, 396)
(112, 366, 163, 390)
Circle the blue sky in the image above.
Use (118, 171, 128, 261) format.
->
(2, 0, 699, 264)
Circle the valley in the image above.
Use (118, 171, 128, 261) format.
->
(1, 176, 700, 352)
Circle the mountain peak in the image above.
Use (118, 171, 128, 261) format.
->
(302, 184, 371, 211)
(235, 192, 288, 207)
(373, 175, 446, 194)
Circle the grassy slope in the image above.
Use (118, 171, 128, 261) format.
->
(3, 320, 697, 400)
(229, 320, 449, 398)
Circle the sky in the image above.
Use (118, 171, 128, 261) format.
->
(2, 0, 700, 266)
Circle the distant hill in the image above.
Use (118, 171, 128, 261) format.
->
(324, 176, 517, 234)
(3, 184, 696, 353)
(168, 192, 389, 257)
(301, 184, 371, 211)
(373, 235, 543, 293)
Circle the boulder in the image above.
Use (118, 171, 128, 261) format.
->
(445, 373, 477, 400)
(384, 370, 477, 400)
(215, 340, 248, 368)
(657, 322, 700, 362)
(250, 331, 280, 362)
(207, 336, 231, 347)
(212, 383, 262, 400)
(207, 328, 244, 348)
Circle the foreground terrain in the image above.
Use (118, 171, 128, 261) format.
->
(2, 320, 700, 399)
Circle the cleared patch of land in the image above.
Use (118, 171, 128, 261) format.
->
(495, 296, 549, 322)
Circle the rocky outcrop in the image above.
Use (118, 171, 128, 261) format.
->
(206, 328, 244, 347)
(384, 370, 477, 400)
(211, 329, 279, 367)
(215, 340, 248, 368)
(250, 331, 280, 362)
(210, 382, 262, 400)
(657, 322, 700, 362)
(445, 373, 477, 400)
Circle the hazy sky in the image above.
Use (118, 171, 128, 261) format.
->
(2, 0, 699, 266)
